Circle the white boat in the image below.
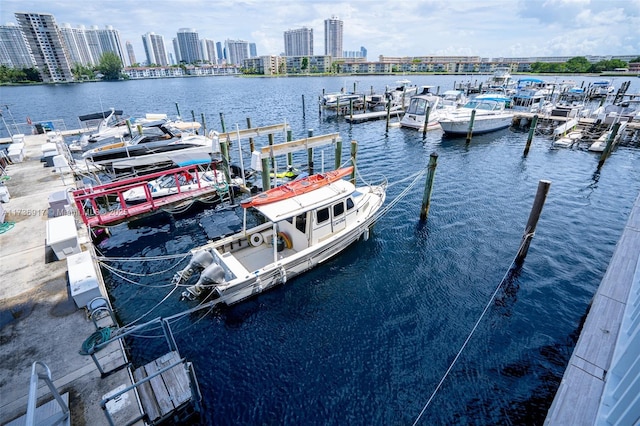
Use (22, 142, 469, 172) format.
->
(175, 167, 387, 305)
(438, 98, 514, 135)
(82, 121, 218, 170)
(590, 80, 615, 96)
(484, 67, 516, 94)
(511, 78, 553, 113)
(81, 108, 131, 143)
(321, 91, 363, 109)
(553, 130, 582, 148)
(399, 87, 446, 131)
(122, 168, 240, 203)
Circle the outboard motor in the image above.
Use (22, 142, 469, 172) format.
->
(172, 250, 214, 287)
(181, 263, 226, 300)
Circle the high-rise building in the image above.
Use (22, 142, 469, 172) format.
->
(172, 38, 180, 63)
(324, 16, 343, 58)
(59, 23, 94, 66)
(126, 41, 136, 66)
(225, 39, 249, 65)
(284, 27, 313, 56)
(14, 12, 73, 82)
(249, 43, 257, 58)
(215, 41, 224, 64)
(176, 28, 200, 64)
(95, 25, 126, 66)
(142, 32, 168, 66)
(0, 23, 35, 68)
(200, 38, 217, 63)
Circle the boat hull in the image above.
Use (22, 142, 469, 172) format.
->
(438, 114, 513, 135)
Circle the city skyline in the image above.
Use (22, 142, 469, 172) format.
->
(1, 0, 638, 64)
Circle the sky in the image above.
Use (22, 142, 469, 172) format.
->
(1, 0, 639, 62)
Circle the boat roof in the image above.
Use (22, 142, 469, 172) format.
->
(78, 110, 124, 121)
(253, 179, 355, 222)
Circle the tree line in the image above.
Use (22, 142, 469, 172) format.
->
(1, 54, 639, 84)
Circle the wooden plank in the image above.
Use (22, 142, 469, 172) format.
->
(218, 123, 289, 141)
(156, 352, 192, 407)
(259, 133, 341, 159)
(133, 367, 161, 422)
(144, 360, 174, 417)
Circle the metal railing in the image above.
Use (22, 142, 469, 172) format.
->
(25, 361, 69, 426)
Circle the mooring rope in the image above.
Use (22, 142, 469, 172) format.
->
(412, 232, 534, 425)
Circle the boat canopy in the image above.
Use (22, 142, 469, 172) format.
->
(252, 179, 355, 222)
(78, 110, 124, 121)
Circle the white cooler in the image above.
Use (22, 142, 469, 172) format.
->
(46, 215, 81, 260)
(67, 251, 101, 308)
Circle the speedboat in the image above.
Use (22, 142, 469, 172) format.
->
(438, 98, 514, 135)
(82, 121, 217, 169)
(122, 168, 241, 203)
(399, 87, 444, 131)
(79, 108, 130, 144)
(590, 80, 615, 96)
(175, 166, 387, 306)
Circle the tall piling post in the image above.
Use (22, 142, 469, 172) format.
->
(287, 129, 293, 166)
(219, 138, 232, 200)
(334, 139, 343, 170)
(385, 98, 392, 132)
(302, 94, 306, 119)
(246, 117, 254, 153)
(201, 113, 207, 135)
(219, 112, 226, 133)
(466, 109, 477, 143)
(422, 105, 431, 139)
(307, 129, 314, 174)
(349, 99, 354, 121)
(175, 102, 181, 118)
(420, 152, 439, 221)
(268, 133, 275, 170)
(516, 180, 551, 263)
(598, 122, 621, 169)
(261, 158, 271, 192)
(350, 140, 358, 185)
(524, 114, 539, 157)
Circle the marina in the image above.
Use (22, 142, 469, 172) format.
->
(1, 74, 640, 425)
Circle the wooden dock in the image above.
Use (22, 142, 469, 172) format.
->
(544, 192, 640, 424)
(133, 351, 194, 425)
(345, 107, 405, 123)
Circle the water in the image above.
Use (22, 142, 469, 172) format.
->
(2, 75, 640, 424)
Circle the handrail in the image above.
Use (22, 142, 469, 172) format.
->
(26, 361, 69, 425)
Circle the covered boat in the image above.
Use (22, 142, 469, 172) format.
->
(175, 167, 387, 306)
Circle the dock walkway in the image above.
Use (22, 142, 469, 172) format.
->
(545, 192, 640, 424)
(0, 132, 143, 425)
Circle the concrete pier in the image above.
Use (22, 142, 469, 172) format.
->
(0, 132, 143, 425)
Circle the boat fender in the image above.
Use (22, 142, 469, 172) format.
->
(249, 233, 264, 247)
(277, 232, 293, 251)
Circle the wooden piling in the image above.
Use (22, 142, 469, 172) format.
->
(261, 158, 270, 192)
(598, 122, 621, 168)
(466, 109, 477, 143)
(175, 102, 181, 118)
(334, 139, 343, 170)
(307, 129, 314, 174)
(191, 110, 196, 123)
(287, 130, 293, 166)
(125, 119, 132, 138)
(420, 152, 438, 221)
(524, 114, 538, 157)
(201, 113, 206, 135)
(268, 134, 275, 169)
(422, 105, 431, 139)
(349, 99, 354, 121)
(516, 180, 551, 263)
(219, 112, 226, 133)
(350, 141, 357, 185)
(302, 94, 306, 119)
(385, 99, 392, 132)
(219, 139, 231, 184)
(136, 124, 143, 135)
(246, 118, 255, 152)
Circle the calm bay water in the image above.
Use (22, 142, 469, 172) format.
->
(2, 75, 640, 424)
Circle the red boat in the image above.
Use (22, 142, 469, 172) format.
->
(241, 166, 354, 208)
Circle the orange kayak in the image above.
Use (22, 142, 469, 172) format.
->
(241, 166, 354, 208)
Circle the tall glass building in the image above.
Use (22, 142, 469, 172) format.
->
(324, 16, 343, 58)
(284, 27, 313, 56)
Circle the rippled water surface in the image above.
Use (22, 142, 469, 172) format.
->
(3, 75, 640, 425)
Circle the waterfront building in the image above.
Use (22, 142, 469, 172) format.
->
(125, 41, 136, 66)
(343, 46, 367, 59)
(0, 23, 35, 68)
(14, 12, 73, 82)
(176, 28, 200, 64)
(215, 41, 224, 64)
(284, 27, 313, 57)
(172, 38, 180, 63)
(142, 32, 168, 66)
(95, 25, 127, 66)
(59, 24, 94, 66)
(225, 39, 250, 65)
(249, 42, 257, 58)
(200, 38, 217, 64)
(244, 55, 284, 75)
(324, 15, 343, 59)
